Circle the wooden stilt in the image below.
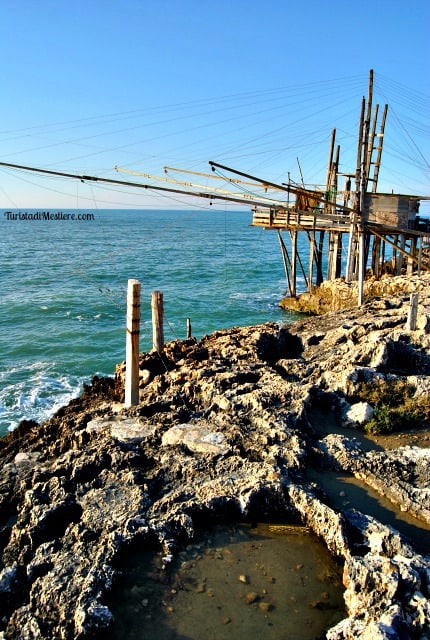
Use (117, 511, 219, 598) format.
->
(290, 230, 298, 297)
(125, 278, 141, 407)
(407, 237, 416, 275)
(417, 235, 423, 276)
(346, 222, 360, 281)
(358, 228, 366, 307)
(308, 231, 315, 291)
(391, 235, 398, 272)
(335, 232, 342, 278)
(372, 235, 381, 276)
(277, 230, 292, 296)
(327, 232, 334, 280)
(316, 230, 325, 285)
(364, 233, 371, 268)
(294, 235, 309, 290)
(381, 236, 386, 272)
(327, 232, 336, 280)
(151, 290, 164, 353)
(397, 234, 406, 274)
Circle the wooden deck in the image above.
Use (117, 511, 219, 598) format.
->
(251, 207, 352, 232)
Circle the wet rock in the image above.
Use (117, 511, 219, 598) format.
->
(316, 435, 430, 524)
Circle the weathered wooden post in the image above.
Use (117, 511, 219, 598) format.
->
(186, 317, 192, 340)
(152, 290, 164, 352)
(417, 235, 423, 277)
(358, 228, 365, 307)
(406, 237, 416, 275)
(406, 293, 419, 331)
(125, 278, 141, 407)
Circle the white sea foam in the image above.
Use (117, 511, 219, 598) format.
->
(0, 364, 87, 434)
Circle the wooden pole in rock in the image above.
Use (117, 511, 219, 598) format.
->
(407, 237, 416, 275)
(406, 293, 419, 331)
(125, 278, 141, 407)
(417, 235, 423, 277)
(152, 290, 164, 352)
(186, 317, 192, 339)
(358, 229, 365, 307)
(291, 230, 298, 296)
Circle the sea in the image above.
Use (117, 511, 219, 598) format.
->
(0, 208, 309, 436)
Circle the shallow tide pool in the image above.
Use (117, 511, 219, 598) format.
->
(108, 522, 345, 640)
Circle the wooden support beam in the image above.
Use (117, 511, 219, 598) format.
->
(335, 232, 343, 278)
(407, 237, 417, 275)
(291, 231, 308, 290)
(358, 229, 366, 307)
(308, 231, 315, 291)
(397, 234, 406, 274)
(277, 230, 293, 297)
(346, 222, 359, 281)
(125, 279, 141, 407)
(316, 231, 325, 285)
(290, 230, 298, 297)
(151, 290, 164, 353)
(327, 232, 335, 280)
(368, 228, 430, 271)
(371, 235, 382, 277)
(418, 235, 424, 276)
(328, 231, 343, 280)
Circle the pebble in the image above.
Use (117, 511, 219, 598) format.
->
(245, 592, 260, 604)
(239, 574, 249, 584)
(196, 582, 206, 593)
(259, 601, 274, 613)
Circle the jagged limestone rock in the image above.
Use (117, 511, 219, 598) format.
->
(0, 277, 429, 639)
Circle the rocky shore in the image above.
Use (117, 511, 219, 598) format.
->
(0, 275, 429, 639)
(280, 273, 430, 315)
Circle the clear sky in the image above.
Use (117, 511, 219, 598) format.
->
(1, 0, 429, 212)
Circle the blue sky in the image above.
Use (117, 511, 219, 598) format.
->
(0, 0, 429, 212)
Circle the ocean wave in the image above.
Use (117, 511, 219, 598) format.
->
(0, 365, 88, 435)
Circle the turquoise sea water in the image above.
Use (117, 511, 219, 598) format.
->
(0, 208, 305, 435)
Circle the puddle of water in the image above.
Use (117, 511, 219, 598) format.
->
(307, 469, 430, 555)
(309, 406, 430, 451)
(108, 522, 345, 640)
(307, 407, 430, 555)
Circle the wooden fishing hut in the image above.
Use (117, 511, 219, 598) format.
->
(212, 70, 430, 305)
